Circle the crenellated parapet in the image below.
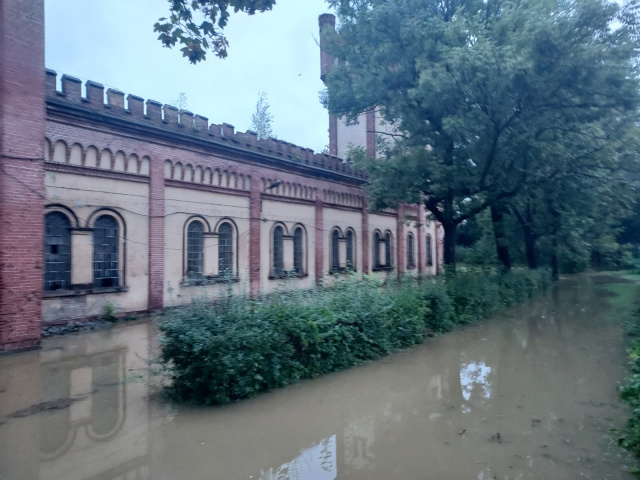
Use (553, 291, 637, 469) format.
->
(45, 69, 367, 181)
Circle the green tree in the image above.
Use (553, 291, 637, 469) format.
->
(250, 91, 274, 139)
(155, 0, 276, 63)
(323, 0, 640, 271)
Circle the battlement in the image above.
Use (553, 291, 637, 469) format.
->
(45, 69, 366, 180)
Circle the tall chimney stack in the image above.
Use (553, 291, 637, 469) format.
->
(318, 14, 336, 83)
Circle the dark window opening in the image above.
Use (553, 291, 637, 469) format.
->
(93, 215, 119, 288)
(187, 220, 204, 279)
(218, 222, 233, 276)
(44, 212, 71, 291)
(407, 233, 415, 268)
(384, 232, 392, 266)
(346, 230, 354, 270)
(331, 230, 340, 272)
(273, 226, 284, 277)
(426, 235, 433, 266)
(373, 232, 381, 268)
(293, 228, 303, 274)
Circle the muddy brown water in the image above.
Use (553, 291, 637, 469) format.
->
(0, 275, 637, 479)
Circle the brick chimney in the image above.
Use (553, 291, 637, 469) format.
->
(0, 0, 46, 351)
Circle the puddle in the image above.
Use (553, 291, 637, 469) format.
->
(0, 275, 636, 479)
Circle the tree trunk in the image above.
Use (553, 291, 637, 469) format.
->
(490, 203, 511, 271)
(442, 221, 457, 274)
(551, 235, 559, 280)
(523, 228, 538, 269)
(550, 206, 560, 281)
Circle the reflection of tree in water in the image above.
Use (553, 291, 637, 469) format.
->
(259, 436, 337, 480)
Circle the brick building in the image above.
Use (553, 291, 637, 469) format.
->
(0, 1, 442, 352)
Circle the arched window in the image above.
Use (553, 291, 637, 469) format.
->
(426, 234, 433, 267)
(93, 215, 119, 288)
(331, 230, 340, 272)
(384, 232, 392, 266)
(346, 230, 354, 271)
(273, 226, 284, 277)
(44, 212, 71, 291)
(293, 227, 304, 274)
(218, 222, 233, 275)
(186, 220, 204, 279)
(407, 233, 415, 269)
(373, 231, 381, 268)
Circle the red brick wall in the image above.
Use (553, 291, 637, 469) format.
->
(396, 205, 405, 278)
(315, 197, 324, 284)
(249, 178, 262, 297)
(417, 204, 426, 275)
(148, 155, 164, 311)
(361, 199, 369, 274)
(366, 110, 376, 159)
(0, 0, 46, 351)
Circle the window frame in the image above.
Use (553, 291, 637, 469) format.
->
(331, 228, 341, 273)
(373, 229, 394, 272)
(93, 214, 121, 288)
(373, 231, 381, 268)
(44, 211, 72, 291)
(186, 219, 205, 280)
(217, 221, 234, 277)
(293, 226, 305, 275)
(346, 229, 356, 271)
(406, 232, 415, 269)
(426, 234, 433, 267)
(272, 224, 285, 278)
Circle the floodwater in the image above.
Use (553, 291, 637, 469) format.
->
(0, 276, 637, 480)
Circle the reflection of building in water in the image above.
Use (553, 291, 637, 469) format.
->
(38, 325, 150, 480)
(0, 324, 150, 480)
(343, 417, 375, 471)
(259, 435, 337, 480)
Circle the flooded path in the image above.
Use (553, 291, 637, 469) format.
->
(0, 275, 636, 479)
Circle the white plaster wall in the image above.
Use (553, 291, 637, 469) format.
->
(374, 110, 398, 157)
(43, 172, 149, 320)
(261, 199, 316, 295)
(336, 113, 367, 160)
(163, 186, 251, 306)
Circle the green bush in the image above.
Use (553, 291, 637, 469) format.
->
(158, 268, 551, 404)
(618, 303, 640, 460)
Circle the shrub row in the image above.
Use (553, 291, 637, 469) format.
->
(158, 268, 552, 404)
(618, 299, 640, 460)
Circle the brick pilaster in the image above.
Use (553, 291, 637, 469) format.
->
(396, 205, 405, 278)
(417, 203, 425, 276)
(329, 115, 338, 156)
(249, 177, 262, 297)
(0, 0, 46, 351)
(315, 194, 324, 285)
(361, 198, 369, 275)
(366, 109, 376, 158)
(148, 157, 164, 311)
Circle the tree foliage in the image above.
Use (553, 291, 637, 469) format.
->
(323, 0, 640, 270)
(250, 91, 274, 139)
(155, 0, 276, 63)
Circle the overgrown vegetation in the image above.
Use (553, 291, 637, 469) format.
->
(158, 268, 551, 405)
(615, 276, 640, 464)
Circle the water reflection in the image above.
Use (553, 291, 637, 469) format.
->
(0, 323, 150, 480)
(259, 436, 337, 480)
(460, 360, 492, 409)
(0, 276, 634, 479)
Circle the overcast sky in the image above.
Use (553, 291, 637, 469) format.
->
(45, 0, 334, 152)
